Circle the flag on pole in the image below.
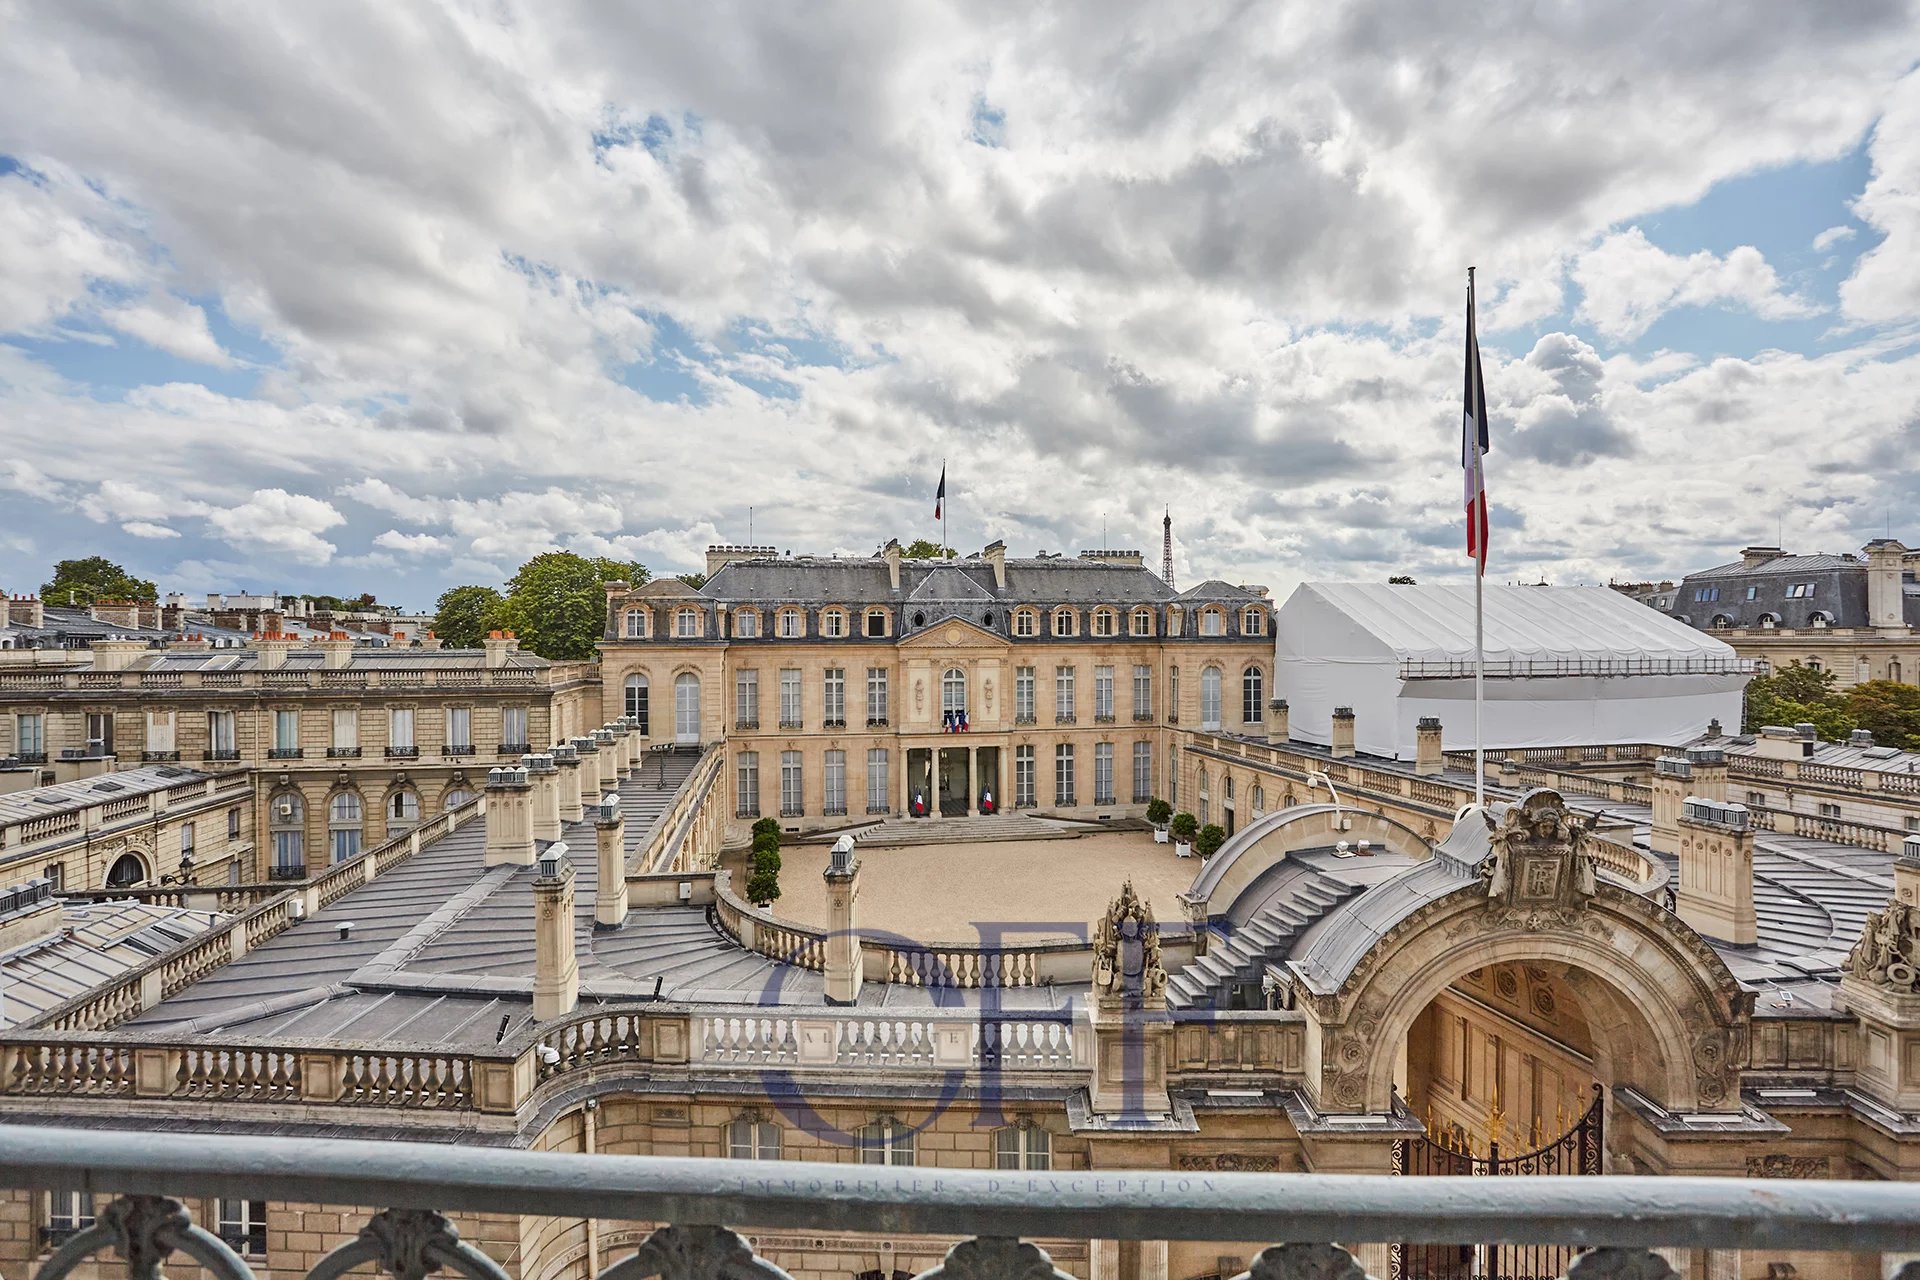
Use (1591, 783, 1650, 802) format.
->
(1462, 282, 1490, 572)
(934, 465, 946, 520)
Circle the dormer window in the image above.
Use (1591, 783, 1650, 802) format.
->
(1199, 608, 1225, 637)
(734, 609, 760, 639)
(1013, 608, 1038, 637)
(1091, 608, 1117, 637)
(675, 607, 701, 638)
(1242, 607, 1266, 636)
(778, 609, 802, 638)
(623, 609, 648, 639)
(865, 609, 889, 638)
(1130, 608, 1154, 637)
(1051, 608, 1077, 637)
(1786, 583, 1817, 599)
(823, 608, 847, 638)
(1166, 607, 1183, 636)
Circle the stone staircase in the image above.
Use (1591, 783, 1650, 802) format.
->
(852, 813, 1087, 848)
(617, 750, 704, 858)
(1167, 870, 1363, 1010)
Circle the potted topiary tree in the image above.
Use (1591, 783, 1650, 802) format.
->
(1194, 823, 1227, 861)
(1169, 811, 1198, 858)
(747, 827, 782, 906)
(1146, 797, 1172, 843)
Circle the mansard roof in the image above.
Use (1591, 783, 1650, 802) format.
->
(701, 554, 1200, 607)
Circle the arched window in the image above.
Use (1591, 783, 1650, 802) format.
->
(1891, 658, 1904, 684)
(1052, 608, 1076, 637)
(1758, 613, 1780, 629)
(822, 608, 847, 638)
(625, 674, 650, 734)
(1242, 666, 1264, 723)
(674, 672, 701, 744)
(733, 609, 759, 639)
(1807, 657, 1823, 672)
(942, 668, 967, 716)
(1091, 608, 1117, 637)
(442, 788, 475, 811)
(865, 608, 889, 638)
(270, 792, 305, 875)
(328, 792, 363, 864)
(1013, 609, 1038, 637)
(1130, 607, 1154, 637)
(1242, 607, 1266, 636)
(1166, 606, 1184, 637)
(778, 609, 802, 638)
(106, 852, 147, 888)
(1199, 608, 1225, 637)
(622, 609, 648, 639)
(1709, 614, 1733, 629)
(387, 788, 421, 835)
(1810, 611, 1834, 628)
(1252, 783, 1266, 814)
(1200, 666, 1223, 730)
(675, 607, 701, 638)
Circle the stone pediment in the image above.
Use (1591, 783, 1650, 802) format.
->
(898, 616, 1008, 650)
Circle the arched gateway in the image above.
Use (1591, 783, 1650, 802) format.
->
(1291, 789, 1752, 1117)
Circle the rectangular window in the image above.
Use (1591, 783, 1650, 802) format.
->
(866, 668, 889, 724)
(146, 709, 176, 753)
(1055, 665, 1076, 722)
(85, 711, 113, 755)
(1094, 742, 1114, 804)
(624, 609, 646, 638)
(332, 708, 359, 751)
(1132, 741, 1152, 802)
(867, 748, 890, 814)
(995, 1126, 1052, 1171)
(824, 749, 846, 815)
(389, 707, 414, 749)
(17, 712, 43, 756)
(47, 1190, 95, 1244)
(272, 709, 298, 752)
(216, 1200, 268, 1256)
(180, 821, 196, 857)
(728, 1120, 781, 1160)
(865, 610, 887, 637)
(1015, 667, 1036, 722)
(858, 1121, 915, 1166)
(1133, 665, 1152, 720)
(1244, 668, 1265, 723)
(207, 710, 236, 755)
(1818, 802, 1841, 819)
(779, 668, 802, 728)
(1170, 667, 1180, 722)
(501, 705, 528, 748)
(1054, 743, 1076, 806)
(780, 750, 803, 815)
(1747, 791, 1767, 807)
(736, 752, 760, 816)
(1907, 816, 1920, 833)
(736, 669, 759, 727)
(824, 668, 846, 725)
(1093, 665, 1114, 720)
(228, 807, 241, 838)
(445, 706, 471, 750)
(1015, 745, 1035, 807)
(1745, 586, 1758, 600)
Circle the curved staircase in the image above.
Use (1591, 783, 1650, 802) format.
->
(1167, 869, 1363, 1010)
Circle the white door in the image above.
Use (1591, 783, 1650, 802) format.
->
(674, 673, 701, 744)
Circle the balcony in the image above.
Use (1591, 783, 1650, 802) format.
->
(824, 805, 847, 817)
(866, 717, 889, 728)
(11, 751, 47, 764)
(779, 806, 803, 817)
(443, 744, 475, 757)
(1015, 714, 1036, 726)
(1094, 714, 1116, 725)
(385, 746, 420, 759)
(735, 807, 760, 819)
(4, 1123, 1912, 1280)
(327, 746, 362, 758)
(203, 749, 241, 763)
(778, 720, 803, 731)
(735, 719, 760, 731)
(267, 863, 306, 880)
(268, 747, 304, 760)
(1133, 711, 1154, 722)
(498, 743, 531, 755)
(142, 750, 181, 762)
(1132, 791, 1152, 804)
(1055, 713, 1076, 725)
(823, 718, 846, 730)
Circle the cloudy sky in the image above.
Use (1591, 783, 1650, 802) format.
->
(3, 3, 1919, 609)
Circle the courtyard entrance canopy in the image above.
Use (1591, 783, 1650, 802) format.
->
(1273, 583, 1748, 758)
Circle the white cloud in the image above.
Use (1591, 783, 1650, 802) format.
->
(202, 488, 346, 564)
(1841, 67, 1920, 323)
(372, 529, 451, 555)
(1813, 224, 1857, 252)
(101, 293, 233, 367)
(121, 520, 181, 538)
(1572, 228, 1819, 342)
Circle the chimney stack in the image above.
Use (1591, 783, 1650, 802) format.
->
(1265, 698, 1289, 747)
(594, 793, 628, 928)
(571, 737, 602, 814)
(592, 727, 621, 787)
(1866, 539, 1910, 630)
(254, 632, 296, 670)
(89, 639, 148, 672)
(882, 538, 903, 590)
(482, 630, 518, 669)
(550, 743, 584, 823)
(7, 595, 45, 628)
(823, 835, 862, 1004)
(1415, 717, 1444, 776)
(1674, 798, 1757, 946)
(319, 630, 355, 669)
(983, 540, 1007, 591)
(523, 752, 562, 843)
(532, 843, 579, 1020)
(1740, 545, 1783, 569)
(483, 766, 535, 866)
(1329, 706, 1356, 759)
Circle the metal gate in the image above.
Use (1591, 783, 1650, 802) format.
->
(1392, 1083, 1604, 1280)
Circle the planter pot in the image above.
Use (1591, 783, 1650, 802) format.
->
(1153, 825, 1169, 844)
(1174, 840, 1193, 858)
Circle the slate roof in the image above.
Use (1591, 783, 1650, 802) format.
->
(0, 765, 209, 826)
(699, 554, 1236, 606)
(1, 899, 224, 1028)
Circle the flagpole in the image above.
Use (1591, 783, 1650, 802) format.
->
(941, 456, 948, 558)
(1470, 266, 1485, 808)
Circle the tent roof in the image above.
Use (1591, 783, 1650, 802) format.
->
(1279, 583, 1739, 666)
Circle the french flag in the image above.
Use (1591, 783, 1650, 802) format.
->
(1462, 282, 1490, 573)
(934, 464, 945, 520)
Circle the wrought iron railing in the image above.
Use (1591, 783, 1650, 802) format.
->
(0, 1124, 1914, 1280)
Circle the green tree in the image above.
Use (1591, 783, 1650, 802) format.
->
(492, 552, 649, 661)
(1844, 680, 1920, 750)
(1742, 662, 1857, 741)
(1169, 812, 1198, 844)
(747, 826, 782, 906)
(901, 539, 954, 560)
(41, 556, 157, 606)
(432, 585, 506, 649)
(1194, 823, 1228, 859)
(676, 572, 708, 589)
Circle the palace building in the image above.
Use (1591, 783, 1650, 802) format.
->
(598, 541, 1273, 838)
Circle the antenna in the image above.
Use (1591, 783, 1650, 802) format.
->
(749, 505, 754, 544)
(1161, 508, 1175, 588)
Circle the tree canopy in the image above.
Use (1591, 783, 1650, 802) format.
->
(431, 585, 506, 649)
(1743, 663, 1920, 749)
(41, 556, 157, 606)
(901, 539, 954, 559)
(490, 552, 648, 661)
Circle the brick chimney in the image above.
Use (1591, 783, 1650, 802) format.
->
(482, 630, 518, 669)
(89, 599, 142, 628)
(1866, 539, 1909, 630)
(1265, 698, 1288, 747)
(1674, 798, 1756, 946)
(1415, 717, 1444, 776)
(483, 765, 535, 866)
(1740, 545, 1783, 569)
(168, 632, 212, 652)
(418, 630, 443, 651)
(1329, 706, 1356, 759)
(318, 630, 355, 669)
(532, 842, 579, 1020)
(7, 595, 45, 628)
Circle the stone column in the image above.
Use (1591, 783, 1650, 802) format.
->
(1675, 799, 1757, 946)
(823, 835, 862, 1004)
(967, 746, 978, 814)
(552, 743, 585, 823)
(572, 736, 602, 814)
(523, 752, 561, 844)
(483, 766, 534, 867)
(593, 727, 621, 788)
(1329, 706, 1356, 758)
(595, 795, 628, 928)
(532, 843, 579, 1020)
(1266, 697, 1289, 746)
(1414, 716, 1444, 776)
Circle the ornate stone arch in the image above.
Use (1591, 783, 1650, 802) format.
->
(1297, 790, 1751, 1116)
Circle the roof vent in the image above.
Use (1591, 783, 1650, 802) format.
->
(1849, 729, 1876, 748)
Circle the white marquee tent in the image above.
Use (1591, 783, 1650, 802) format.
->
(1272, 583, 1749, 759)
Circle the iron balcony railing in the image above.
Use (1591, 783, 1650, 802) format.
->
(2, 1125, 1917, 1280)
